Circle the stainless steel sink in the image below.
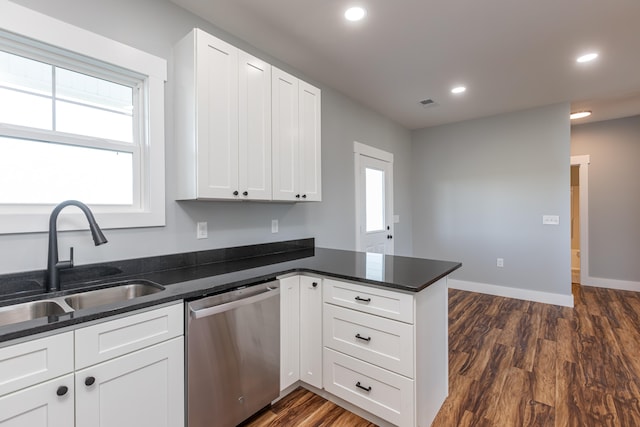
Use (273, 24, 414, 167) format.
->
(0, 280, 165, 329)
(63, 281, 165, 310)
(0, 300, 70, 328)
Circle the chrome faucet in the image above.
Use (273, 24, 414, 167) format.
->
(46, 200, 108, 293)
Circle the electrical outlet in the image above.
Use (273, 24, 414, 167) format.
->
(196, 222, 208, 239)
(497, 258, 504, 268)
(271, 219, 278, 233)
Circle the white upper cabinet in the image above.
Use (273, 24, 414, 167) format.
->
(298, 81, 322, 202)
(272, 67, 322, 202)
(174, 29, 271, 200)
(238, 51, 272, 200)
(174, 28, 320, 202)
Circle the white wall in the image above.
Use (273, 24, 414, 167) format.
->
(0, 0, 413, 275)
(411, 104, 573, 301)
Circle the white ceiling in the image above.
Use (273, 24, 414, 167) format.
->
(171, 0, 640, 130)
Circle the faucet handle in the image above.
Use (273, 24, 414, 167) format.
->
(56, 247, 74, 270)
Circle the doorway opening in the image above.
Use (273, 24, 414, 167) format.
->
(354, 142, 394, 254)
(570, 155, 590, 286)
(571, 165, 580, 283)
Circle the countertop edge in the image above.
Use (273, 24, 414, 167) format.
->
(0, 257, 462, 343)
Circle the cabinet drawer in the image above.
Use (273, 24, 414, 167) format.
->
(323, 347, 414, 427)
(323, 279, 413, 323)
(75, 302, 183, 369)
(323, 304, 414, 378)
(0, 332, 73, 397)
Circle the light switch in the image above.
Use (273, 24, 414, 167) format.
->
(271, 219, 278, 233)
(542, 215, 560, 225)
(196, 222, 208, 239)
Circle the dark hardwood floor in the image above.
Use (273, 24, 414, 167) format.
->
(435, 284, 640, 426)
(244, 386, 376, 427)
(247, 284, 640, 426)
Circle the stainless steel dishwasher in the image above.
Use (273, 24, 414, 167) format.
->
(186, 281, 280, 427)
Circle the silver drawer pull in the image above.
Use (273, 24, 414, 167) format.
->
(355, 333, 371, 342)
(355, 296, 371, 303)
(356, 381, 372, 392)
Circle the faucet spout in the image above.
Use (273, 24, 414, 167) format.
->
(46, 200, 108, 293)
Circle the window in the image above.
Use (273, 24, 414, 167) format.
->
(0, 2, 166, 233)
(365, 167, 385, 232)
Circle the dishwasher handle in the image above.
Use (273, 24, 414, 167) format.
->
(189, 286, 280, 319)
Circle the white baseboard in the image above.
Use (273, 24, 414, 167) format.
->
(448, 279, 574, 307)
(582, 276, 640, 292)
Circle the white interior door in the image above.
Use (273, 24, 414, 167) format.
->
(356, 146, 394, 255)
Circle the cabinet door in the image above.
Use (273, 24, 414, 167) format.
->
(0, 374, 74, 427)
(75, 337, 184, 427)
(196, 30, 239, 199)
(239, 52, 272, 200)
(272, 67, 300, 201)
(299, 276, 323, 389)
(280, 275, 300, 390)
(298, 81, 322, 201)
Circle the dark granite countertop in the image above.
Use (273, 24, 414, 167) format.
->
(0, 241, 461, 343)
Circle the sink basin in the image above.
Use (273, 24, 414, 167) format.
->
(0, 300, 69, 328)
(64, 281, 165, 310)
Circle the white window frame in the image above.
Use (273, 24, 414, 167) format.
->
(0, 1, 166, 233)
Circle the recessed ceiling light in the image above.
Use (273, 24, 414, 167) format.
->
(345, 7, 366, 22)
(576, 53, 598, 63)
(570, 111, 592, 120)
(451, 86, 466, 94)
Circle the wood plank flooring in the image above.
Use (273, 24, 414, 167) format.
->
(246, 284, 640, 426)
(243, 386, 376, 427)
(437, 284, 640, 427)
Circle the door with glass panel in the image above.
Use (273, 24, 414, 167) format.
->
(358, 155, 393, 255)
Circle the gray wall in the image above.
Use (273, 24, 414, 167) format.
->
(571, 115, 640, 282)
(411, 104, 572, 296)
(0, 0, 413, 275)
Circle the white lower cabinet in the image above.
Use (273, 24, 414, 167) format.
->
(280, 275, 301, 390)
(323, 348, 414, 427)
(299, 276, 323, 388)
(0, 302, 184, 427)
(323, 303, 414, 378)
(0, 332, 74, 427)
(322, 277, 449, 427)
(279, 275, 323, 391)
(280, 275, 448, 427)
(0, 374, 74, 427)
(75, 337, 184, 427)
